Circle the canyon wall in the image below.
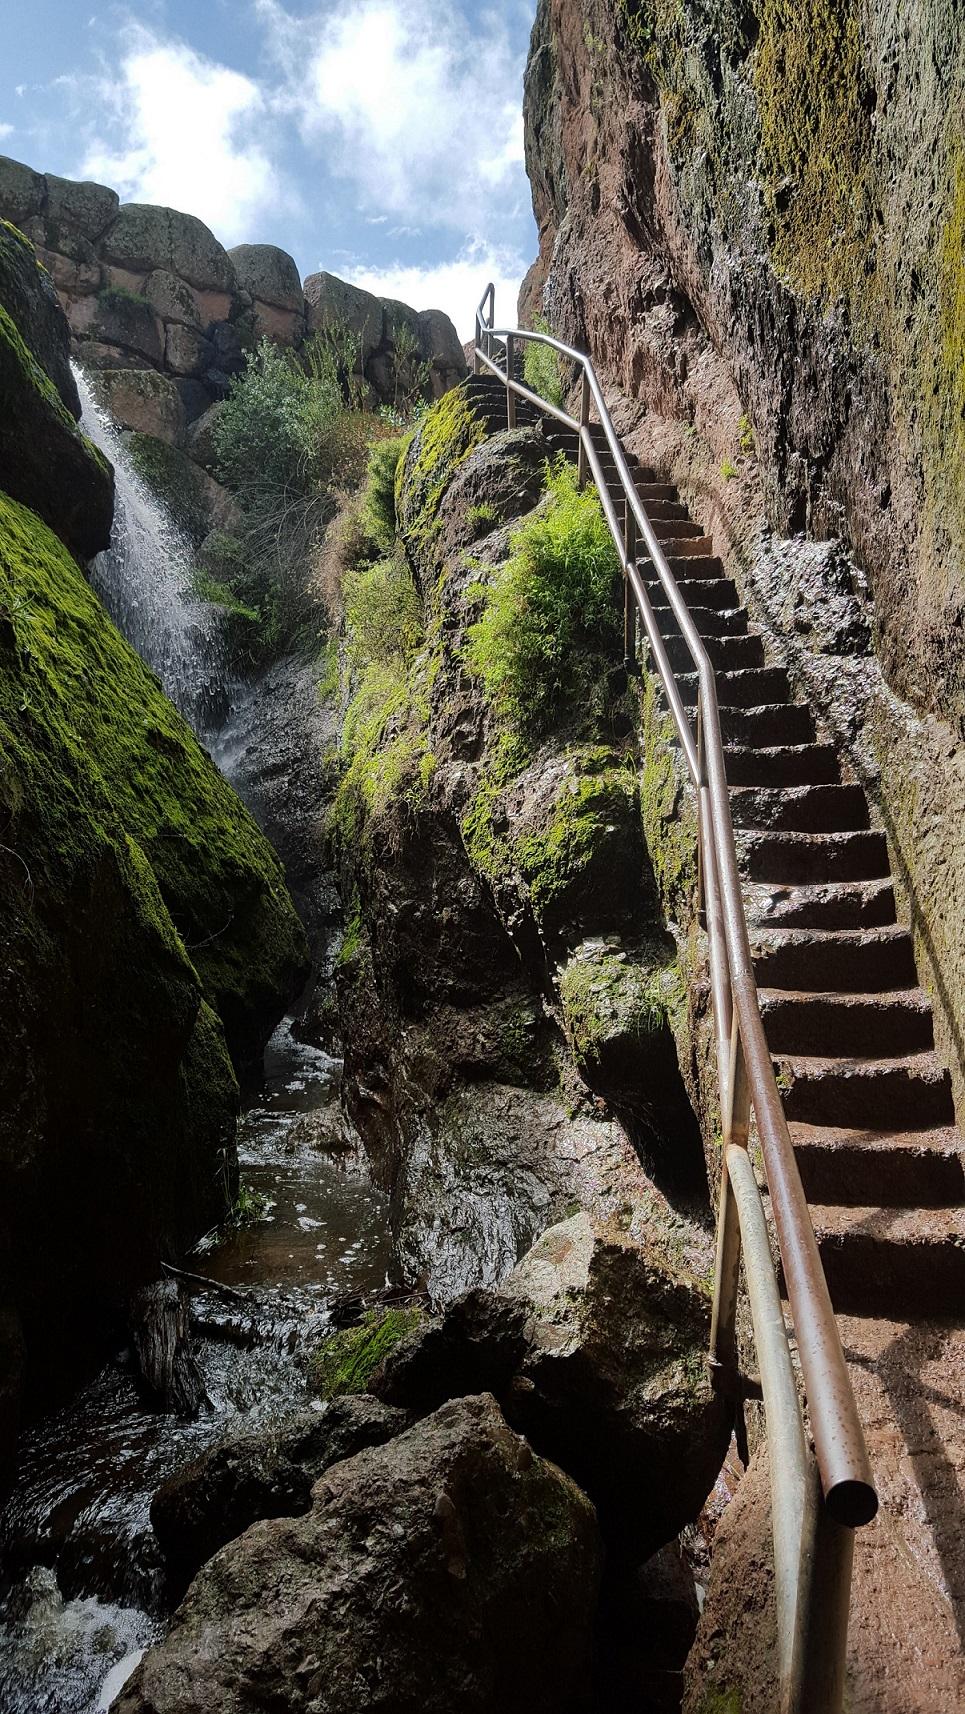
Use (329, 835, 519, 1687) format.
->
(521, 0, 965, 1114)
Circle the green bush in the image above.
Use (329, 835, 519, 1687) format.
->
(213, 337, 326, 504)
(523, 315, 565, 409)
(361, 435, 409, 553)
(466, 456, 622, 741)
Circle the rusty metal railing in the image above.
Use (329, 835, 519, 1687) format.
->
(474, 285, 877, 1714)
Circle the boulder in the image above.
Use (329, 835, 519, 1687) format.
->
(151, 1395, 409, 1599)
(116, 1395, 602, 1714)
(43, 171, 118, 241)
(142, 267, 201, 329)
(0, 219, 79, 413)
(92, 368, 186, 445)
(125, 432, 241, 545)
(418, 305, 470, 394)
(304, 268, 384, 364)
(0, 227, 113, 558)
(101, 203, 237, 293)
(69, 288, 164, 365)
(375, 1212, 730, 1560)
(0, 154, 44, 229)
(228, 243, 303, 312)
(163, 320, 213, 379)
(184, 400, 224, 473)
(172, 377, 214, 423)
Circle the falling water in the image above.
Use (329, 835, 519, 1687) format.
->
(74, 365, 232, 735)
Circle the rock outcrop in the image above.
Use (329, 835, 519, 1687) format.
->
(116, 1395, 602, 1714)
(374, 1212, 729, 1561)
(0, 224, 306, 1483)
(520, 0, 965, 1118)
(0, 153, 467, 445)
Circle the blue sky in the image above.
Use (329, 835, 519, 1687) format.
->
(0, 0, 537, 337)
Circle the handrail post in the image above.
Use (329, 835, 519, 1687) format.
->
(710, 1010, 751, 1378)
(576, 372, 591, 488)
(787, 1463, 855, 1714)
(505, 333, 516, 428)
(473, 319, 482, 376)
(623, 498, 637, 672)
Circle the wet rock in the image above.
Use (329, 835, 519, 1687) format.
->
(151, 1395, 409, 1599)
(376, 1212, 730, 1561)
(0, 1307, 24, 1500)
(124, 432, 240, 545)
(91, 368, 186, 445)
(129, 1280, 207, 1418)
(116, 1395, 602, 1714)
(0, 218, 79, 414)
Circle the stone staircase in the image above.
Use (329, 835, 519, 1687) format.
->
(469, 369, 965, 1317)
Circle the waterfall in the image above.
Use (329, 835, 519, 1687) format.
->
(74, 366, 231, 736)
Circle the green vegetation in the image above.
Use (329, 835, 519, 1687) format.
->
(737, 414, 754, 455)
(228, 1179, 272, 1226)
(307, 1306, 423, 1398)
(522, 315, 565, 410)
(465, 457, 622, 743)
(514, 750, 638, 929)
(560, 943, 683, 1059)
(395, 382, 488, 566)
(466, 501, 498, 536)
(0, 488, 305, 1063)
(97, 283, 145, 312)
(720, 457, 738, 481)
(359, 435, 409, 554)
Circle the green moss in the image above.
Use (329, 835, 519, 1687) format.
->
(396, 382, 487, 567)
(514, 750, 639, 921)
(720, 458, 738, 481)
(307, 1306, 423, 1398)
(699, 1689, 742, 1714)
(465, 501, 498, 535)
(0, 489, 305, 1063)
(755, 0, 876, 309)
(522, 316, 565, 410)
(465, 457, 622, 743)
(560, 944, 683, 1058)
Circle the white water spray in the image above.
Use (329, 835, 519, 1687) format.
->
(74, 365, 231, 736)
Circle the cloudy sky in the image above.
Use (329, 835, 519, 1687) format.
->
(1, 0, 537, 338)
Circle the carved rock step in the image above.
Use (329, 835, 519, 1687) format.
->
(660, 554, 727, 582)
(743, 878, 897, 932)
(790, 1122, 965, 1207)
(751, 924, 917, 990)
(759, 987, 934, 1057)
(730, 783, 870, 834)
(804, 1203, 965, 1314)
(738, 828, 890, 884)
(651, 603, 750, 638)
(724, 744, 841, 787)
(773, 1051, 954, 1129)
(648, 576, 740, 610)
(716, 703, 817, 747)
(663, 631, 764, 674)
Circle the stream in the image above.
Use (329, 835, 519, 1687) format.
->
(0, 375, 396, 1712)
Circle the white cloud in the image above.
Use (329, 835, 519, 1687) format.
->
(262, 0, 528, 233)
(78, 30, 291, 245)
(0, 123, 13, 142)
(344, 241, 528, 342)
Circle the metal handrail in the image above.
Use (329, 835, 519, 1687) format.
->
(474, 287, 877, 1714)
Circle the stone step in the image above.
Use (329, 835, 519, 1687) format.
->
(759, 987, 934, 1056)
(650, 576, 740, 609)
(806, 1202, 965, 1315)
(652, 603, 750, 638)
(724, 744, 841, 787)
(729, 783, 870, 834)
(774, 1050, 955, 1129)
(752, 924, 917, 990)
(675, 670, 793, 711)
(791, 1123, 965, 1207)
(661, 553, 725, 579)
(663, 631, 764, 674)
(716, 703, 817, 747)
(651, 517, 706, 541)
(637, 482, 680, 504)
(742, 878, 898, 931)
(737, 829, 890, 884)
(652, 535, 716, 559)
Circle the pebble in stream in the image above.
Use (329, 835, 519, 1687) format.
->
(0, 1017, 396, 1714)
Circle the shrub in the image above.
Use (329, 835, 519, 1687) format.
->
(212, 337, 321, 504)
(523, 315, 565, 409)
(361, 435, 409, 552)
(466, 456, 622, 741)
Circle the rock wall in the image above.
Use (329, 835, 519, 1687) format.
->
(0, 152, 467, 450)
(0, 218, 307, 1486)
(520, 0, 965, 1117)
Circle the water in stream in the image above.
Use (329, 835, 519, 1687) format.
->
(0, 1018, 395, 1712)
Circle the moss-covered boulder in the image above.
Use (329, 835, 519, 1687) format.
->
(395, 381, 488, 574)
(0, 488, 307, 1457)
(0, 222, 113, 558)
(126, 430, 240, 545)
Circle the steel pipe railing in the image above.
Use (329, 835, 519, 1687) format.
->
(474, 285, 877, 1714)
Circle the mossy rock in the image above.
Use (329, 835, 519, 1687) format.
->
(512, 747, 648, 945)
(126, 431, 236, 547)
(0, 223, 113, 558)
(307, 1307, 424, 1399)
(0, 219, 78, 411)
(0, 488, 307, 1068)
(395, 382, 488, 578)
